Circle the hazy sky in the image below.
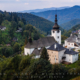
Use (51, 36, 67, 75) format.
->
(0, 0, 80, 12)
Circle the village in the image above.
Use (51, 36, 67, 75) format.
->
(24, 14, 79, 64)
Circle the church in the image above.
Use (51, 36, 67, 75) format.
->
(24, 14, 78, 64)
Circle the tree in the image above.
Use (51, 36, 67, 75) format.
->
(40, 47, 49, 60)
(13, 42, 20, 53)
(21, 58, 51, 80)
(0, 30, 2, 44)
(0, 13, 3, 25)
(24, 37, 28, 45)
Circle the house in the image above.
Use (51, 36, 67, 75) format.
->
(16, 28, 22, 32)
(0, 26, 6, 31)
(64, 32, 80, 49)
(47, 43, 78, 64)
(13, 37, 18, 42)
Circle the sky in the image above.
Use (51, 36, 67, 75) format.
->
(0, 0, 80, 12)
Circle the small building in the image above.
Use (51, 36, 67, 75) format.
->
(0, 26, 6, 31)
(13, 37, 18, 42)
(47, 43, 78, 64)
(64, 33, 80, 49)
(16, 28, 22, 32)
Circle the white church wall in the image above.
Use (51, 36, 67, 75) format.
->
(24, 48, 34, 55)
(58, 50, 66, 63)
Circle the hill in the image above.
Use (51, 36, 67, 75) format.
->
(17, 13, 64, 34)
(63, 24, 80, 37)
(60, 19, 80, 30)
(19, 6, 70, 13)
(31, 5, 80, 24)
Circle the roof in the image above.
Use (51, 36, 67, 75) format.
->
(32, 48, 40, 55)
(25, 36, 56, 48)
(65, 34, 77, 42)
(32, 47, 44, 56)
(0, 26, 5, 29)
(64, 49, 78, 55)
(47, 43, 66, 51)
(53, 14, 60, 30)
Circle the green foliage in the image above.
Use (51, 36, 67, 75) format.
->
(17, 13, 64, 35)
(19, 55, 31, 71)
(61, 35, 68, 44)
(0, 46, 13, 57)
(22, 58, 52, 80)
(13, 42, 20, 53)
(40, 47, 49, 60)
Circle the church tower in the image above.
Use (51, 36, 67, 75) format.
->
(51, 14, 61, 44)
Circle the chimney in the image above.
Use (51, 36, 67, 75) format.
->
(70, 34, 72, 36)
(54, 44, 57, 49)
(76, 38, 78, 42)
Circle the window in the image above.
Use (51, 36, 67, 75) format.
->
(57, 36, 59, 38)
(68, 43, 70, 45)
(57, 30, 59, 33)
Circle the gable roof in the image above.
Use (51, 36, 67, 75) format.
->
(32, 47, 44, 55)
(47, 43, 66, 51)
(64, 49, 78, 55)
(65, 34, 77, 42)
(0, 26, 5, 29)
(25, 36, 56, 48)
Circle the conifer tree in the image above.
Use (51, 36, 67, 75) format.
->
(40, 47, 49, 60)
(24, 37, 28, 45)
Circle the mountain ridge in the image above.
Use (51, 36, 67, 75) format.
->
(30, 5, 80, 24)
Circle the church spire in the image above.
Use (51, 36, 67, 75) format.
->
(53, 14, 59, 30)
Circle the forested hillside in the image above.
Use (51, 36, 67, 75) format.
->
(17, 13, 64, 34)
(63, 24, 80, 37)
(0, 12, 44, 57)
(60, 19, 80, 30)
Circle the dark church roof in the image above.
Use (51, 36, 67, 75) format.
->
(53, 14, 60, 30)
(25, 36, 56, 48)
(47, 43, 66, 51)
(64, 49, 78, 55)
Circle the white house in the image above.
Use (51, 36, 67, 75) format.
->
(47, 43, 78, 64)
(0, 26, 6, 31)
(64, 31, 80, 49)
